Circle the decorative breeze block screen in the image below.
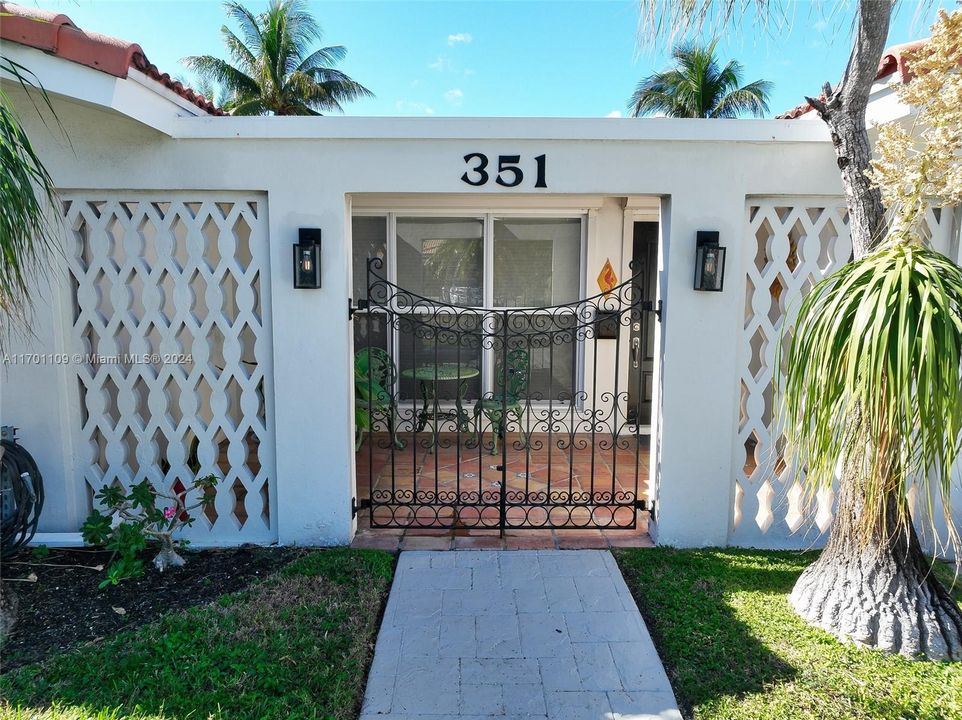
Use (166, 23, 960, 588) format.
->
(63, 193, 275, 544)
(733, 199, 955, 547)
(732, 199, 851, 547)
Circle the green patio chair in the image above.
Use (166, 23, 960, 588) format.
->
(473, 347, 529, 455)
(355, 347, 404, 451)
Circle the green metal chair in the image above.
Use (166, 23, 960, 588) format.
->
(473, 347, 529, 455)
(355, 347, 403, 450)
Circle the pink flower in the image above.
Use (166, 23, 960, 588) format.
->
(163, 507, 177, 520)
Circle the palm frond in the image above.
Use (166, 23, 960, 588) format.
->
(637, 0, 792, 47)
(0, 56, 62, 346)
(221, 28, 258, 75)
(225, 96, 269, 115)
(186, 0, 368, 116)
(712, 81, 772, 118)
(181, 55, 259, 97)
(629, 41, 771, 118)
(778, 240, 962, 549)
(296, 45, 348, 73)
(223, 1, 263, 54)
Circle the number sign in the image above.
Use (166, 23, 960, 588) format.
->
(461, 153, 547, 188)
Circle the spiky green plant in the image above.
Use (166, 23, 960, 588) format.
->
(0, 55, 60, 341)
(182, 0, 372, 115)
(780, 239, 962, 549)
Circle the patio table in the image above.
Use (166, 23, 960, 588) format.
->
(401, 363, 479, 448)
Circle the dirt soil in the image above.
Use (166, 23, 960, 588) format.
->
(0, 545, 301, 671)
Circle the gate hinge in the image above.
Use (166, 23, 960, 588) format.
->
(634, 498, 655, 520)
(348, 298, 369, 320)
(642, 300, 662, 322)
(352, 497, 371, 517)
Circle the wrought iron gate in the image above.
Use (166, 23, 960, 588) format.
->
(355, 257, 652, 532)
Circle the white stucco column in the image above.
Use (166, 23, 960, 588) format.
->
(271, 189, 356, 546)
(650, 185, 744, 547)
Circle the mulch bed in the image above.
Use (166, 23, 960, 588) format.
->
(0, 544, 302, 671)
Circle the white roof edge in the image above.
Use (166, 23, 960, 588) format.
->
(173, 115, 833, 142)
(0, 43, 186, 134)
(126, 67, 210, 117)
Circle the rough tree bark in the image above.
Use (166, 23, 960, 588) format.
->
(790, 0, 962, 660)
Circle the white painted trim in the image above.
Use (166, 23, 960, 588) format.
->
(126, 67, 210, 118)
(28, 533, 278, 550)
(352, 194, 607, 211)
(0, 43, 199, 135)
(176, 115, 833, 143)
(30, 532, 85, 548)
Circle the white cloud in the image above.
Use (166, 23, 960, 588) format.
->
(444, 88, 464, 105)
(463, 68, 475, 76)
(448, 33, 473, 46)
(395, 100, 435, 115)
(606, 110, 622, 118)
(429, 55, 452, 71)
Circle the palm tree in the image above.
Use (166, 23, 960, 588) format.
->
(637, 0, 961, 660)
(183, 0, 372, 116)
(0, 56, 60, 345)
(628, 40, 771, 118)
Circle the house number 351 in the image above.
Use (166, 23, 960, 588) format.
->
(461, 153, 547, 188)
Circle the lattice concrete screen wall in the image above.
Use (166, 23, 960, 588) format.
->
(731, 199, 956, 548)
(63, 193, 276, 545)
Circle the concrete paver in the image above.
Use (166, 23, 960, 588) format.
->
(360, 550, 682, 720)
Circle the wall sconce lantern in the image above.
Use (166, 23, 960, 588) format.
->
(694, 231, 726, 292)
(293, 228, 321, 289)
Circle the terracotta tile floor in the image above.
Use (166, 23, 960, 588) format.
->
(352, 432, 653, 550)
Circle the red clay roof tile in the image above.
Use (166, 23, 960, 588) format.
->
(775, 39, 928, 120)
(0, 2, 225, 115)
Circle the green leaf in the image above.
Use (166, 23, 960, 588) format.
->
(779, 240, 962, 547)
(81, 510, 112, 545)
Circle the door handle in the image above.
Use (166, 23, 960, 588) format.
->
(631, 337, 640, 368)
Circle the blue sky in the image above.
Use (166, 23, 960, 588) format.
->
(40, 0, 955, 117)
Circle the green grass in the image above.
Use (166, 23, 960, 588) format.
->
(1, 549, 394, 720)
(615, 548, 962, 720)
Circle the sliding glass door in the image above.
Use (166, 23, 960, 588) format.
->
(353, 212, 584, 404)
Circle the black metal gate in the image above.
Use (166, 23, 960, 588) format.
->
(355, 257, 652, 532)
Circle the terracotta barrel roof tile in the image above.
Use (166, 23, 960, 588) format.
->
(0, 1, 225, 115)
(775, 38, 929, 120)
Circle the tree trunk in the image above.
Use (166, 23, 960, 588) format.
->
(791, 457, 962, 659)
(792, 0, 962, 660)
(153, 537, 186, 572)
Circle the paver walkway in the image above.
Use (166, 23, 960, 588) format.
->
(361, 550, 681, 720)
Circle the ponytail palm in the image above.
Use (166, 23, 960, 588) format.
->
(782, 242, 962, 548)
(183, 0, 372, 115)
(780, 10, 962, 660)
(628, 40, 771, 118)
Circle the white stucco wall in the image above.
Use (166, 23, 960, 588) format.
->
(3, 50, 888, 548)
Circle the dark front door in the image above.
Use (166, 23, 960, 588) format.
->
(628, 222, 658, 426)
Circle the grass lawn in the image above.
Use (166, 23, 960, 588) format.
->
(1, 548, 394, 720)
(615, 548, 962, 720)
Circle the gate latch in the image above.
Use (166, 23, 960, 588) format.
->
(348, 298, 369, 320)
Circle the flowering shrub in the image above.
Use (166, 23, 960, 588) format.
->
(82, 475, 218, 587)
(867, 9, 962, 239)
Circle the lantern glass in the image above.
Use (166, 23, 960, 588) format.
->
(694, 233, 726, 292)
(293, 228, 322, 288)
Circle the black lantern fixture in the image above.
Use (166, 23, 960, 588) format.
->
(694, 230, 726, 292)
(293, 228, 321, 289)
